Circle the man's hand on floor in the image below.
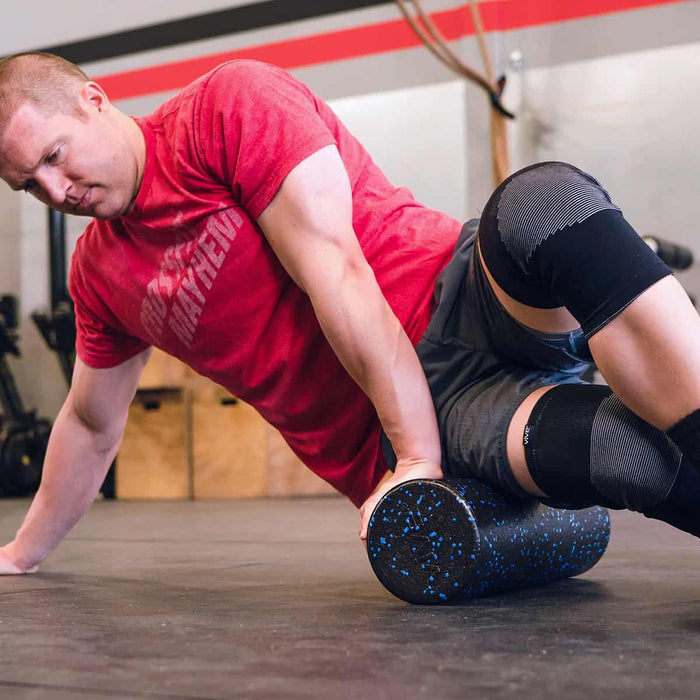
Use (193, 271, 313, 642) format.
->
(0, 544, 38, 575)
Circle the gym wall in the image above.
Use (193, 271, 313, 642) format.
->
(1, 0, 697, 419)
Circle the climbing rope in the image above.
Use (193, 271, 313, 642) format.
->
(395, 0, 513, 186)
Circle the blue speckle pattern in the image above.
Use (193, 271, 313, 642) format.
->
(366, 478, 610, 604)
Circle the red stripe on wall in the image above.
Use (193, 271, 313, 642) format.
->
(96, 0, 690, 101)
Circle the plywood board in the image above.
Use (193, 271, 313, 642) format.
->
(117, 389, 191, 500)
(192, 385, 266, 499)
(138, 348, 189, 389)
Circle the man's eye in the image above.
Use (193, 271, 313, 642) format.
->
(46, 148, 62, 165)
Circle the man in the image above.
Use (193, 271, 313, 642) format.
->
(0, 53, 698, 576)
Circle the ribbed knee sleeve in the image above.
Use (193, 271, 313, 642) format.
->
(523, 384, 699, 538)
(479, 162, 672, 338)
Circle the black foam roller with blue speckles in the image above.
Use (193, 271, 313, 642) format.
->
(366, 478, 610, 604)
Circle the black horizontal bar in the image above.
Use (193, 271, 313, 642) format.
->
(32, 0, 392, 65)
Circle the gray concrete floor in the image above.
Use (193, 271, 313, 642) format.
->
(0, 496, 698, 700)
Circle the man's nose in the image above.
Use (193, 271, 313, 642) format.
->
(36, 170, 71, 206)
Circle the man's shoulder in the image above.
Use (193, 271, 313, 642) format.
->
(147, 60, 285, 136)
(197, 60, 307, 107)
(182, 60, 291, 102)
(144, 61, 308, 139)
(204, 59, 290, 86)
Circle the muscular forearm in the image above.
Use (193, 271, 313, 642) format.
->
(7, 404, 121, 571)
(311, 262, 441, 467)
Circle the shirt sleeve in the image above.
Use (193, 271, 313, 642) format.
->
(69, 242, 150, 369)
(193, 60, 337, 220)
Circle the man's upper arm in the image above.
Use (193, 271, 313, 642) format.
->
(67, 348, 152, 437)
(256, 145, 369, 296)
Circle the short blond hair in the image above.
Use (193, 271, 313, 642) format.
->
(0, 52, 89, 137)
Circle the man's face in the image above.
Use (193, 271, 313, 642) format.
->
(0, 94, 141, 220)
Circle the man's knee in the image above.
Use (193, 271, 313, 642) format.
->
(521, 382, 699, 537)
(477, 162, 672, 337)
(486, 162, 619, 273)
(524, 384, 680, 509)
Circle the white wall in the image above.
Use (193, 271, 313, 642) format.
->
(0, 188, 21, 294)
(329, 80, 469, 221)
(1, 0, 253, 55)
(509, 40, 700, 299)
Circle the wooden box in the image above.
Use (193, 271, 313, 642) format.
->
(191, 385, 267, 499)
(116, 388, 191, 500)
(138, 348, 189, 389)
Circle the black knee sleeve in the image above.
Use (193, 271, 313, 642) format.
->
(479, 162, 672, 338)
(667, 408, 700, 473)
(523, 384, 700, 538)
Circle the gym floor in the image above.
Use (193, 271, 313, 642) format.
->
(0, 496, 698, 699)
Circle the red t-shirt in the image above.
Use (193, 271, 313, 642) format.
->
(70, 60, 462, 507)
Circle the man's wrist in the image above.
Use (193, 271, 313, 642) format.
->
(393, 458, 443, 479)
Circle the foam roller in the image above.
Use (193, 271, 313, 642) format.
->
(366, 478, 610, 603)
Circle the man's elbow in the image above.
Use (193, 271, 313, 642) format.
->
(62, 393, 127, 455)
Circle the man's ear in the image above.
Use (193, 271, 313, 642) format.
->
(78, 81, 110, 114)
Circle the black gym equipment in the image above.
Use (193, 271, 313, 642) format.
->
(643, 236, 694, 272)
(644, 235, 696, 308)
(366, 478, 610, 603)
(0, 295, 51, 497)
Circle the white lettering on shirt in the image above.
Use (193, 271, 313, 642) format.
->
(139, 207, 244, 348)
